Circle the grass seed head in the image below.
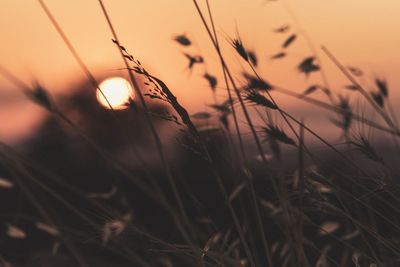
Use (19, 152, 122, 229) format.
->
(371, 91, 384, 108)
(231, 38, 249, 61)
(263, 124, 296, 146)
(245, 90, 277, 110)
(270, 52, 286, 60)
(298, 57, 320, 76)
(174, 34, 191, 46)
(282, 34, 297, 48)
(243, 73, 272, 91)
(375, 78, 388, 97)
(247, 50, 258, 66)
(349, 134, 383, 164)
(203, 73, 217, 92)
(273, 24, 290, 33)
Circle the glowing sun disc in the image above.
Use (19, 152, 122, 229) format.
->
(96, 77, 133, 110)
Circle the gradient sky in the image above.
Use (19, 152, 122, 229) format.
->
(1, 0, 399, 143)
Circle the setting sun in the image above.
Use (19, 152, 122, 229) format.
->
(96, 77, 133, 110)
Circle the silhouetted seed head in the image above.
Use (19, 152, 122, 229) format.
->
(184, 53, 204, 71)
(112, 39, 136, 63)
(263, 124, 296, 146)
(219, 113, 229, 129)
(231, 38, 248, 61)
(208, 102, 231, 114)
(347, 66, 363, 76)
(282, 34, 297, 48)
(208, 99, 233, 116)
(302, 85, 320, 97)
(298, 57, 320, 76)
(331, 95, 352, 134)
(247, 50, 258, 67)
(270, 52, 286, 60)
(345, 84, 360, 91)
(338, 95, 351, 111)
(243, 73, 272, 91)
(28, 84, 53, 111)
(111, 39, 127, 52)
(268, 136, 281, 159)
(349, 134, 384, 164)
(173, 34, 191, 46)
(371, 92, 384, 108)
(203, 73, 217, 92)
(191, 112, 211, 120)
(155, 112, 182, 126)
(245, 90, 277, 110)
(321, 87, 331, 96)
(273, 24, 290, 33)
(375, 78, 388, 97)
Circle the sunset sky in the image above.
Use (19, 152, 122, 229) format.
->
(1, 0, 399, 143)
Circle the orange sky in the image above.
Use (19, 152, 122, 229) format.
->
(1, 0, 399, 143)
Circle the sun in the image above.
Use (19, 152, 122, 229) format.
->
(96, 77, 134, 110)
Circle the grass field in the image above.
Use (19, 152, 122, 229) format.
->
(0, 1, 400, 266)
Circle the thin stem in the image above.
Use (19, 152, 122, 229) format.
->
(272, 85, 400, 137)
(321, 46, 399, 134)
(280, 0, 335, 105)
(205, 0, 246, 163)
(97, 0, 193, 243)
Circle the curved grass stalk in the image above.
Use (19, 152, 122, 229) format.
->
(279, 0, 336, 105)
(192, 1, 277, 265)
(96, 0, 194, 244)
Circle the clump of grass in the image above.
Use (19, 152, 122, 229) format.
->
(262, 124, 296, 146)
(331, 95, 353, 136)
(244, 90, 277, 110)
(349, 134, 384, 164)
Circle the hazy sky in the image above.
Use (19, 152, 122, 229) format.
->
(1, 0, 399, 143)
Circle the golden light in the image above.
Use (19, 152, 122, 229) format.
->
(96, 77, 134, 110)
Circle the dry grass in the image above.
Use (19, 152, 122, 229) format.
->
(0, 1, 399, 267)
